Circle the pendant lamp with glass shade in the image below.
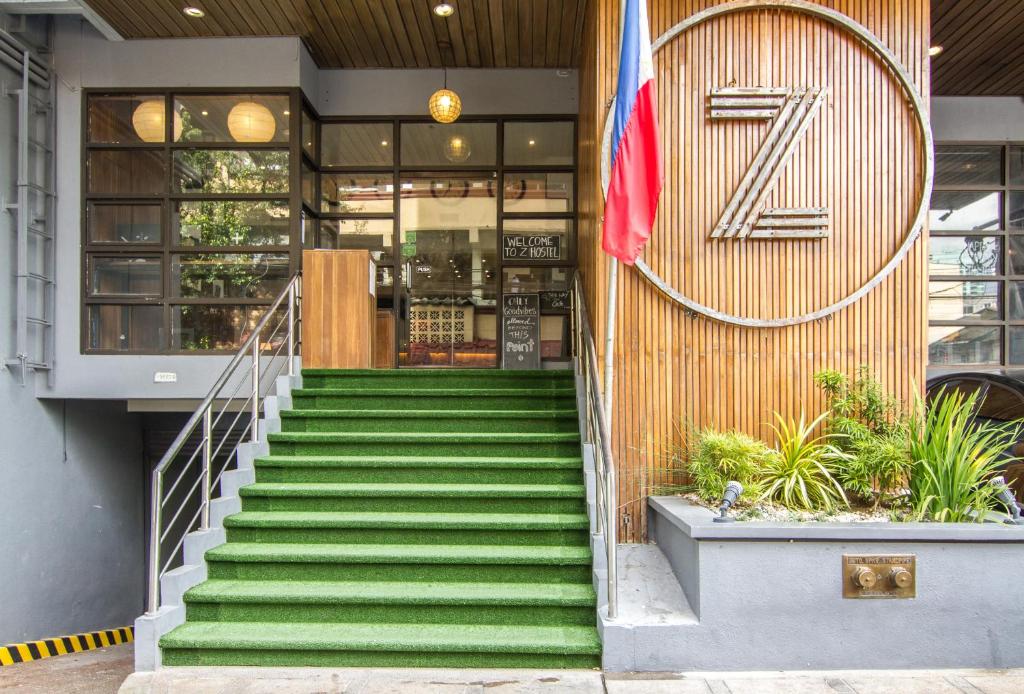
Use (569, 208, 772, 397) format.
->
(429, 43, 461, 124)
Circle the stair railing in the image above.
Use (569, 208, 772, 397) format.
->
(569, 272, 618, 619)
(145, 273, 302, 614)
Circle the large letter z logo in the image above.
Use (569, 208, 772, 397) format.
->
(710, 86, 829, 240)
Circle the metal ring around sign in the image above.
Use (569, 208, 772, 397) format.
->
(600, 0, 934, 328)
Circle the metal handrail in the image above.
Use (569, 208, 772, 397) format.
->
(570, 272, 618, 619)
(145, 273, 302, 614)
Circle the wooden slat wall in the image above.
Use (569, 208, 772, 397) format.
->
(578, 0, 930, 543)
(302, 250, 376, 369)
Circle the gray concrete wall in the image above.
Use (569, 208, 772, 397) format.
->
(0, 14, 146, 644)
(618, 496, 1024, 672)
(932, 96, 1024, 141)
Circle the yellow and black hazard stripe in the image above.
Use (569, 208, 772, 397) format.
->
(0, 626, 133, 666)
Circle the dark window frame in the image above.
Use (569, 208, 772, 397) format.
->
(930, 141, 1024, 369)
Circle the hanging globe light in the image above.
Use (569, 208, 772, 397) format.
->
(227, 100, 277, 142)
(429, 87, 461, 124)
(132, 99, 182, 142)
(444, 135, 471, 162)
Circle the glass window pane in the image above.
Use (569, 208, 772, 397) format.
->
(302, 109, 317, 161)
(171, 305, 285, 351)
(1009, 146, 1024, 186)
(401, 123, 496, 166)
(319, 218, 394, 257)
(171, 253, 290, 299)
(502, 267, 572, 359)
(929, 325, 1001, 366)
(88, 256, 162, 296)
(928, 236, 1000, 276)
(1008, 282, 1024, 320)
(1010, 237, 1024, 275)
(503, 219, 573, 263)
(1009, 191, 1024, 229)
(929, 280, 1000, 322)
(504, 172, 573, 213)
(1010, 328, 1024, 365)
(929, 191, 1001, 231)
(88, 305, 162, 351)
(88, 203, 161, 244)
(936, 145, 1002, 186)
(504, 121, 574, 166)
(303, 212, 317, 249)
(322, 123, 394, 167)
(321, 174, 394, 214)
(87, 150, 166, 195)
(173, 150, 289, 194)
(302, 161, 316, 208)
(174, 200, 290, 247)
(88, 95, 170, 144)
(174, 95, 289, 143)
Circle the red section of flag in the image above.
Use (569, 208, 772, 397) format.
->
(602, 80, 663, 265)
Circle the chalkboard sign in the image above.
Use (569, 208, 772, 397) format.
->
(503, 234, 561, 261)
(502, 293, 541, 369)
(540, 290, 571, 313)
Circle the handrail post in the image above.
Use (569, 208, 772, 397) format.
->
(251, 340, 260, 443)
(200, 405, 212, 530)
(286, 282, 296, 377)
(146, 470, 162, 614)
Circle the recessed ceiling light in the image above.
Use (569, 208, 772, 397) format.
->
(433, 3, 454, 17)
(200, 110, 209, 116)
(283, 110, 290, 116)
(183, 6, 205, 18)
(381, 140, 389, 146)
(528, 139, 536, 146)
(928, 45, 943, 57)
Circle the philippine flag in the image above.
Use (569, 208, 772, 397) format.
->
(603, 0, 663, 265)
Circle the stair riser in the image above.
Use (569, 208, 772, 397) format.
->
(207, 561, 592, 584)
(184, 602, 596, 626)
(239, 497, 586, 514)
(162, 648, 601, 669)
(281, 417, 579, 434)
(254, 466, 583, 485)
(300, 374, 574, 389)
(225, 527, 590, 547)
(267, 441, 581, 457)
(292, 395, 577, 411)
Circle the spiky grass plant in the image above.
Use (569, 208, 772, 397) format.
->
(908, 387, 1021, 522)
(760, 411, 849, 512)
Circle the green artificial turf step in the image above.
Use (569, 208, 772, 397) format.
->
(291, 388, 577, 411)
(206, 542, 592, 565)
(280, 409, 580, 433)
(300, 369, 574, 390)
(253, 455, 585, 484)
(265, 431, 581, 457)
(185, 579, 596, 606)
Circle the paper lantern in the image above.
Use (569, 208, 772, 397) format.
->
(429, 88, 461, 124)
(444, 135, 471, 162)
(132, 99, 181, 142)
(227, 101, 277, 143)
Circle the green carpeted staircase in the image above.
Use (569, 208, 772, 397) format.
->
(160, 368, 600, 668)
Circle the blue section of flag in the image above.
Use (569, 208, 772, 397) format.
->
(611, 0, 641, 170)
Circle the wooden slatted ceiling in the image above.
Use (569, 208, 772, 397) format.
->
(932, 0, 1024, 95)
(83, 0, 588, 69)
(578, 0, 929, 543)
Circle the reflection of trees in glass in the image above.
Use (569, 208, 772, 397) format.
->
(178, 201, 289, 246)
(176, 305, 266, 351)
(178, 253, 287, 299)
(176, 149, 289, 194)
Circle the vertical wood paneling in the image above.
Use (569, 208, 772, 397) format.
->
(578, 0, 930, 543)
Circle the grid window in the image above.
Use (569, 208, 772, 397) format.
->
(929, 142, 1024, 367)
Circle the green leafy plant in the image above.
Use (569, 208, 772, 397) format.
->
(908, 387, 1021, 522)
(814, 367, 912, 507)
(680, 427, 771, 503)
(760, 411, 849, 511)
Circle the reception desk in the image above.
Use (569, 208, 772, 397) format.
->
(302, 250, 376, 369)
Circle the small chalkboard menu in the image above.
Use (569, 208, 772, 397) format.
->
(540, 290, 571, 313)
(503, 234, 561, 261)
(502, 293, 541, 369)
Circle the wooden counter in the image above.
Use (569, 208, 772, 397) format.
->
(302, 250, 376, 369)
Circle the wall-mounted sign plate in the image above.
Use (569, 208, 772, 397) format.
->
(842, 554, 916, 599)
(153, 372, 177, 383)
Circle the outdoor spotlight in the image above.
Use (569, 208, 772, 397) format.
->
(990, 476, 1024, 525)
(713, 481, 743, 523)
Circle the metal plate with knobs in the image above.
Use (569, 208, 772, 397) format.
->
(843, 555, 916, 599)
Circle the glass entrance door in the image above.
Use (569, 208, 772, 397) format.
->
(397, 176, 498, 367)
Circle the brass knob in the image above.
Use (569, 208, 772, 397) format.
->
(889, 567, 913, 589)
(851, 566, 877, 589)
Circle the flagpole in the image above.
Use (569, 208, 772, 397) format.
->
(603, 256, 618, 430)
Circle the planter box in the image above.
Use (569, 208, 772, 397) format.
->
(601, 496, 1024, 672)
